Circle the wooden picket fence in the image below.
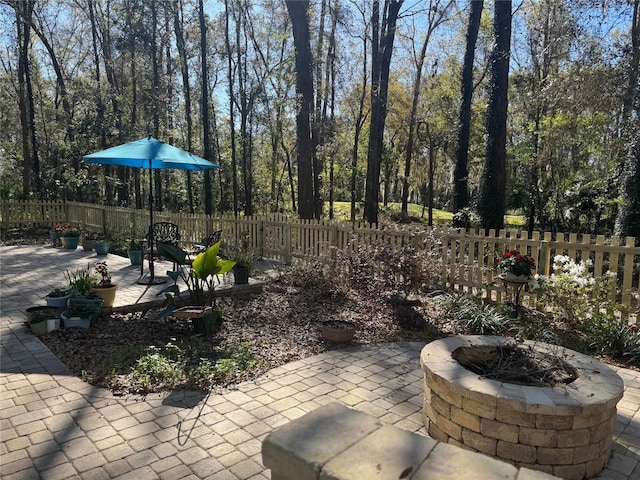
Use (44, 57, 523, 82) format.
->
(2, 200, 639, 320)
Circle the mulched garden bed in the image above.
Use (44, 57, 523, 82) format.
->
(40, 280, 435, 394)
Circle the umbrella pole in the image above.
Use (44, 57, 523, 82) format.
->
(138, 162, 166, 285)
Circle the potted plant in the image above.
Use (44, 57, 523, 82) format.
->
(495, 249, 536, 282)
(94, 237, 110, 256)
(82, 230, 99, 251)
(50, 223, 65, 246)
(64, 265, 103, 316)
(229, 249, 254, 285)
(90, 261, 117, 307)
(60, 224, 80, 249)
(229, 232, 255, 285)
(61, 300, 101, 329)
(27, 307, 60, 335)
(126, 238, 142, 265)
(44, 288, 70, 308)
(157, 241, 235, 335)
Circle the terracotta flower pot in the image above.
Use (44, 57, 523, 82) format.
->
(321, 320, 356, 342)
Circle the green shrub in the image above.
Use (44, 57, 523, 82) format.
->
(534, 256, 622, 323)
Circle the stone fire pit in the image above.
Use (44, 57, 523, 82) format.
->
(420, 336, 624, 480)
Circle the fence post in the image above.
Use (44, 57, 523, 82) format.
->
(258, 219, 264, 258)
(284, 222, 292, 263)
(101, 205, 107, 235)
(539, 239, 550, 276)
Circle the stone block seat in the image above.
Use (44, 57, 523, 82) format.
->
(262, 402, 560, 480)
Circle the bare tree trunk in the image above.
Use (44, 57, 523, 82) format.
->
(174, 0, 195, 213)
(236, 3, 253, 216)
(326, 1, 338, 220)
(14, 1, 32, 199)
(479, 0, 512, 231)
(151, 0, 163, 211)
(350, 11, 369, 223)
(401, 0, 454, 216)
(313, 0, 327, 218)
(224, 0, 239, 215)
(453, 0, 483, 219)
(364, 0, 403, 224)
(199, 0, 213, 214)
(91, 0, 124, 205)
(286, 0, 316, 219)
(87, 0, 104, 204)
(20, 1, 42, 202)
(127, 0, 142, 209)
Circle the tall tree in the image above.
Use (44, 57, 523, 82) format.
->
(364, 0, 403, 224)
(478, 0, 511, 231)
(616, 0, 640, 237)
(285, 0, 316, 219)
(126, 0, 143, 209)
(200, 0, 213, 214)
(12, 0, 39, 199)
(453, 0, 483, 219)
(224, 0, 239, 215)
(616, 78, 640, 237)
(401, 0, 454, 216)
(174, 0, 195, 213)
(348, 3, 371, 223)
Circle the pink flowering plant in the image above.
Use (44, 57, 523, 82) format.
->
(56, 223, 80, 237)
(94, 261, 114, 287)
(495, 249, 536, 277)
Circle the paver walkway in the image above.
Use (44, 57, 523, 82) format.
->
(1, 244, 640, 479)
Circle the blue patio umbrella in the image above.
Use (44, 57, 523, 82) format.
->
(84, 136, 218, 284)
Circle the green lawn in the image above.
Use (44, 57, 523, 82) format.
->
(328, 201, 525, 227)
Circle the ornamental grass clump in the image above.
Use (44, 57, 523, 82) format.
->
(495, 249, 536, 277)
(65, 265, 98, 296)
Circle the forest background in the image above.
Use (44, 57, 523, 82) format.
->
(1, 0, 639, 237)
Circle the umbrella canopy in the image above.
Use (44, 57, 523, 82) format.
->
(83, 136, 218, 284)
(83, 136, 217, 171)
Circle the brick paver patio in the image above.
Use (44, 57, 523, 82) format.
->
(1, 244, 639, 479)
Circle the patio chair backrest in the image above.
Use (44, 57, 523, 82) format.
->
(205, 229, 223, 248)
(148, 222, 180, 246)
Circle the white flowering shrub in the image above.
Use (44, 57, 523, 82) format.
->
(534, 255, 620, 323)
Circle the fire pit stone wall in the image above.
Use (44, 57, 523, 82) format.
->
(420, 336, 624, 480)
